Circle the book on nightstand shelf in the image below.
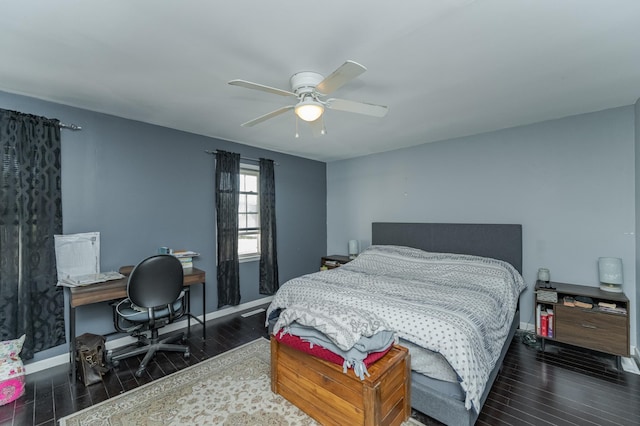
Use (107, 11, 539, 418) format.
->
(574, 296, 594, 309)
(597, 302, 627, 314)
(540, 312, 548, 337)
(535, 304, 554, 338)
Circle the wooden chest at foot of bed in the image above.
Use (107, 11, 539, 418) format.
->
(270, 337, 411, 426)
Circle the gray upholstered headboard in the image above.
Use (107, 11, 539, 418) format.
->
(371, 222, 522, 274)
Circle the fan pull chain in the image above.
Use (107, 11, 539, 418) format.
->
(295, 116, 300, 138)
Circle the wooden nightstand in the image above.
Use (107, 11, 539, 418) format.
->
(534, 280, 629, 368)
(320, 254, 351, 270)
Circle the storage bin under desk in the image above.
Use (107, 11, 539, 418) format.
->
(270, 337, 411, 426)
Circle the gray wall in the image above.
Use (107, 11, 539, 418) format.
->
(635, 97, 640, 355)
(327, 106, 637, 347)
(0, 91, 327, 361)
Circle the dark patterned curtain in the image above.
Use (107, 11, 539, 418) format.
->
(0, 109, 64, 360)
(259, 158, 279, 295)
(215, 150, 241, 307)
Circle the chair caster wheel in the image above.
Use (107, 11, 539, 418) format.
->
(135, 368, 145, 378)
(106, 351, 119, 367)
(184, 350, 190, 359)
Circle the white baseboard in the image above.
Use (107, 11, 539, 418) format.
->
(24, 296, 274, 375)
(622, 355, 640, 374)
(634, 346, 640, 371)
(520, 321, 535, 332)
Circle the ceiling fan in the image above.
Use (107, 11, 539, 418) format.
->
(228, 60, 388, 136)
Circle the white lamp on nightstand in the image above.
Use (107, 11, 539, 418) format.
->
(348, 240, 360, 260)
(598, 257, 623, 293)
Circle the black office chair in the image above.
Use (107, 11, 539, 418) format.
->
(106, 254, 190, 377)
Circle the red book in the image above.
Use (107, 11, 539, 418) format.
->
(547, 310, 554, 338)
(540, 313, 548, 337)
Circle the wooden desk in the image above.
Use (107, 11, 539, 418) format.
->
(66, 267, 206, 383)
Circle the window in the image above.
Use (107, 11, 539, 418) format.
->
(238, 164, 260, 259)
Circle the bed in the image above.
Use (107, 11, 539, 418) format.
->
(268, 222, 524, 426)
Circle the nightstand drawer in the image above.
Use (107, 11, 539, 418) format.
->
(555, 305, 628, 356)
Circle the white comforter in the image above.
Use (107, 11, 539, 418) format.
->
(267, 245, 525, 411)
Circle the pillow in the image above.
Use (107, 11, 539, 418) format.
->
(0, 335, 25, 361)
(0, 335, 26, 406)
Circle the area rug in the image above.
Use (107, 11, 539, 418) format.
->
(59, 338, 423, 425)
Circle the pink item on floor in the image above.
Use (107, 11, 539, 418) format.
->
(0, 335, 26, 406)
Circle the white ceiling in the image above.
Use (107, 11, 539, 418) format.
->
(1, 1, 639, 162)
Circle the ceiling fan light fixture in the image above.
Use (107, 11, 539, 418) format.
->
(230, 60, 386, 132)
(295, 98, 324, 122)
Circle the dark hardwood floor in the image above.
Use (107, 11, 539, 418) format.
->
(2, 305, 639, 425)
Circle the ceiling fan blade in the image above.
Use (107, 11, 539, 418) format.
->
(308, 118, 325, 137)
(326, 98, 389, 117)
(316, 60, 367, 95)
(241, 106, 294, 127)
(229, 79, 296, 97)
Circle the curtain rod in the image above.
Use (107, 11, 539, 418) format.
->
(59, 122, 82, 130)
(204, 150, 279, 165)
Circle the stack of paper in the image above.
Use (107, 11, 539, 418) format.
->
(172, 250, 200, 258)
(58, 271, 125, 287)
(172, 250, 200, 269)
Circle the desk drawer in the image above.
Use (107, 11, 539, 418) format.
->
(555, 305, 628, 356)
